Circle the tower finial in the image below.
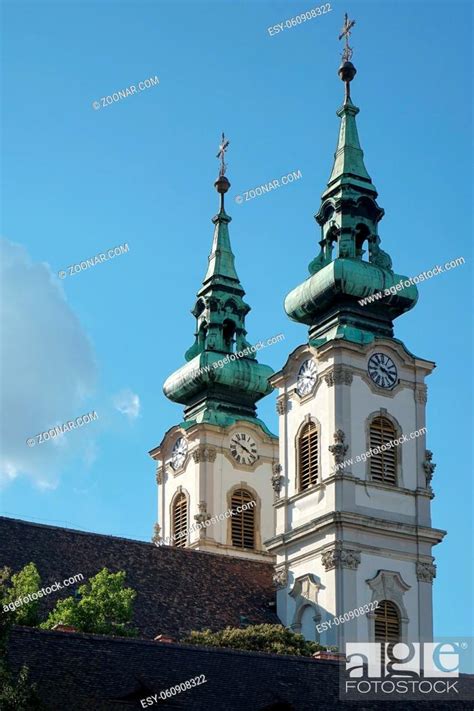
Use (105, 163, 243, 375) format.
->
(338, 13, 357, 102)
(216, 132, 229, 177)
(338, 13, 355, 62)
(215, 132, 231, 211)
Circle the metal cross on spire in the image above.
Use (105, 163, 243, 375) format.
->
(338, 13, 356, 62)
(216, 132, 230, 177)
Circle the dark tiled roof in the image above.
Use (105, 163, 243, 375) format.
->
(7, 627, 474, 711)
(0, 516, 278, 639)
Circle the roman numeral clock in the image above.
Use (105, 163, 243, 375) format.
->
(229, 432, 258, 465)
(367, 353, 398, 389)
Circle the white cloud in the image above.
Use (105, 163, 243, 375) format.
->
(113, 389, 140, 420)
(0, 238, 98, 489)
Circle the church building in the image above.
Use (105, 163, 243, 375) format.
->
(149, 20, 445, 651)
(0, 16, 452, 711)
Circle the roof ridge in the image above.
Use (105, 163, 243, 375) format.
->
(11, 626, 337, 665)
(0, 516, 274, 567)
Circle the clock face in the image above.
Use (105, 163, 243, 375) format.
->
(368, 353, 398, 389)
(230, 433, 258, 465)
(171, 437, 188, 470)
(296, 359, 317, 396)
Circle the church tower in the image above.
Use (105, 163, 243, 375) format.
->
(149, 138, 278, 561)
(265, 20, 445, 647)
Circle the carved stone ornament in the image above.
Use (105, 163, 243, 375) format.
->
(324, 366, 353, 387)
(366, 570, 411, 610)
(273, 567, 288, 589)
(289, 573, 322, 604)
(321, 542, 360, 571)
(416, 561, 436, 583)
(328, 429, 349, 467)
(194, 501, 211, 527)
(415, 384, 428, 403)
(156, 467, 163, 485)
(271, 463, 283, 495)
(276, 397, 287, 415)
(151, 522, 162, 545)
(192, 445, 217, 463)
(422, 450, 436, 486)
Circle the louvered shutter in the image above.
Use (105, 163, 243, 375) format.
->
(298, 422, 319, 491)
(369, 417, 397, 485)
(231, 489, 255, 549)
(374, 600, 401, 642)
(172, 493, 188, 548)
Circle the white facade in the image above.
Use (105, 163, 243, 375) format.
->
(150, 420, 278, 562)
(265, 338, 445, 647)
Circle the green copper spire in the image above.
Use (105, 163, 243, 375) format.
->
(163, 135, 274, 434)
(201, 208, 240, 286)
(327, 14, 373, 193)
(326, 98, 373, 191)
(284, 17, 417, 345)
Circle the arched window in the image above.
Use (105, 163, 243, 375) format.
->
(369, 416, 398, 486)
(223, 318, 236, 351)
(231, 489, 255, 549)
(374, 600, 401, 642)
(298, 421, 319, 491)
(172, 493, 188, 548)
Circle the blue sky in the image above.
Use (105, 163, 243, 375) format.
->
(1, 0, 472, 639)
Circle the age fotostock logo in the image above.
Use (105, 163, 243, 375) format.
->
(344, 642, 466, 699)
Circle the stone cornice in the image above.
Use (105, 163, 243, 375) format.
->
(272, 475, 434, 508)
(316, 337, 435, 374)
(269, 344, 314, 386)
(263, 537, 440, 570)
(265, 511, 446, 551)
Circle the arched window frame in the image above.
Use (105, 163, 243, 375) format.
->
(289, 573, 322, 642)
(222, 318, 236, 352)
(366, 570, 410, 642)
(365, 410, 403, 488)
(226, 483, 261, 551)
(295, 417, 321, 494)
(170, 487, 190, 548)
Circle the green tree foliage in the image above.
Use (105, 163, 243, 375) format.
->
(0, 665, 46, 711)
(183, 624, 327, 657)
(2, 563, 42, 626)
(0, 567, 46, 710)
(40, 568, 137, 637)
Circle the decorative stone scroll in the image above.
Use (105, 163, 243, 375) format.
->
(324, 366, 353, 387)
(328, 430, 349, 468)
(192, 446, 217, 463)
(273, 567, 288, 589)
(321, 542, 360, 571)
(194, 501, 211, 528)
(416, 561, 436, 583)
(414, 384, 428, 403)
(422, 450, 436, 486)
(271, 463, 284, 496)
(151, 522, 162, 545)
